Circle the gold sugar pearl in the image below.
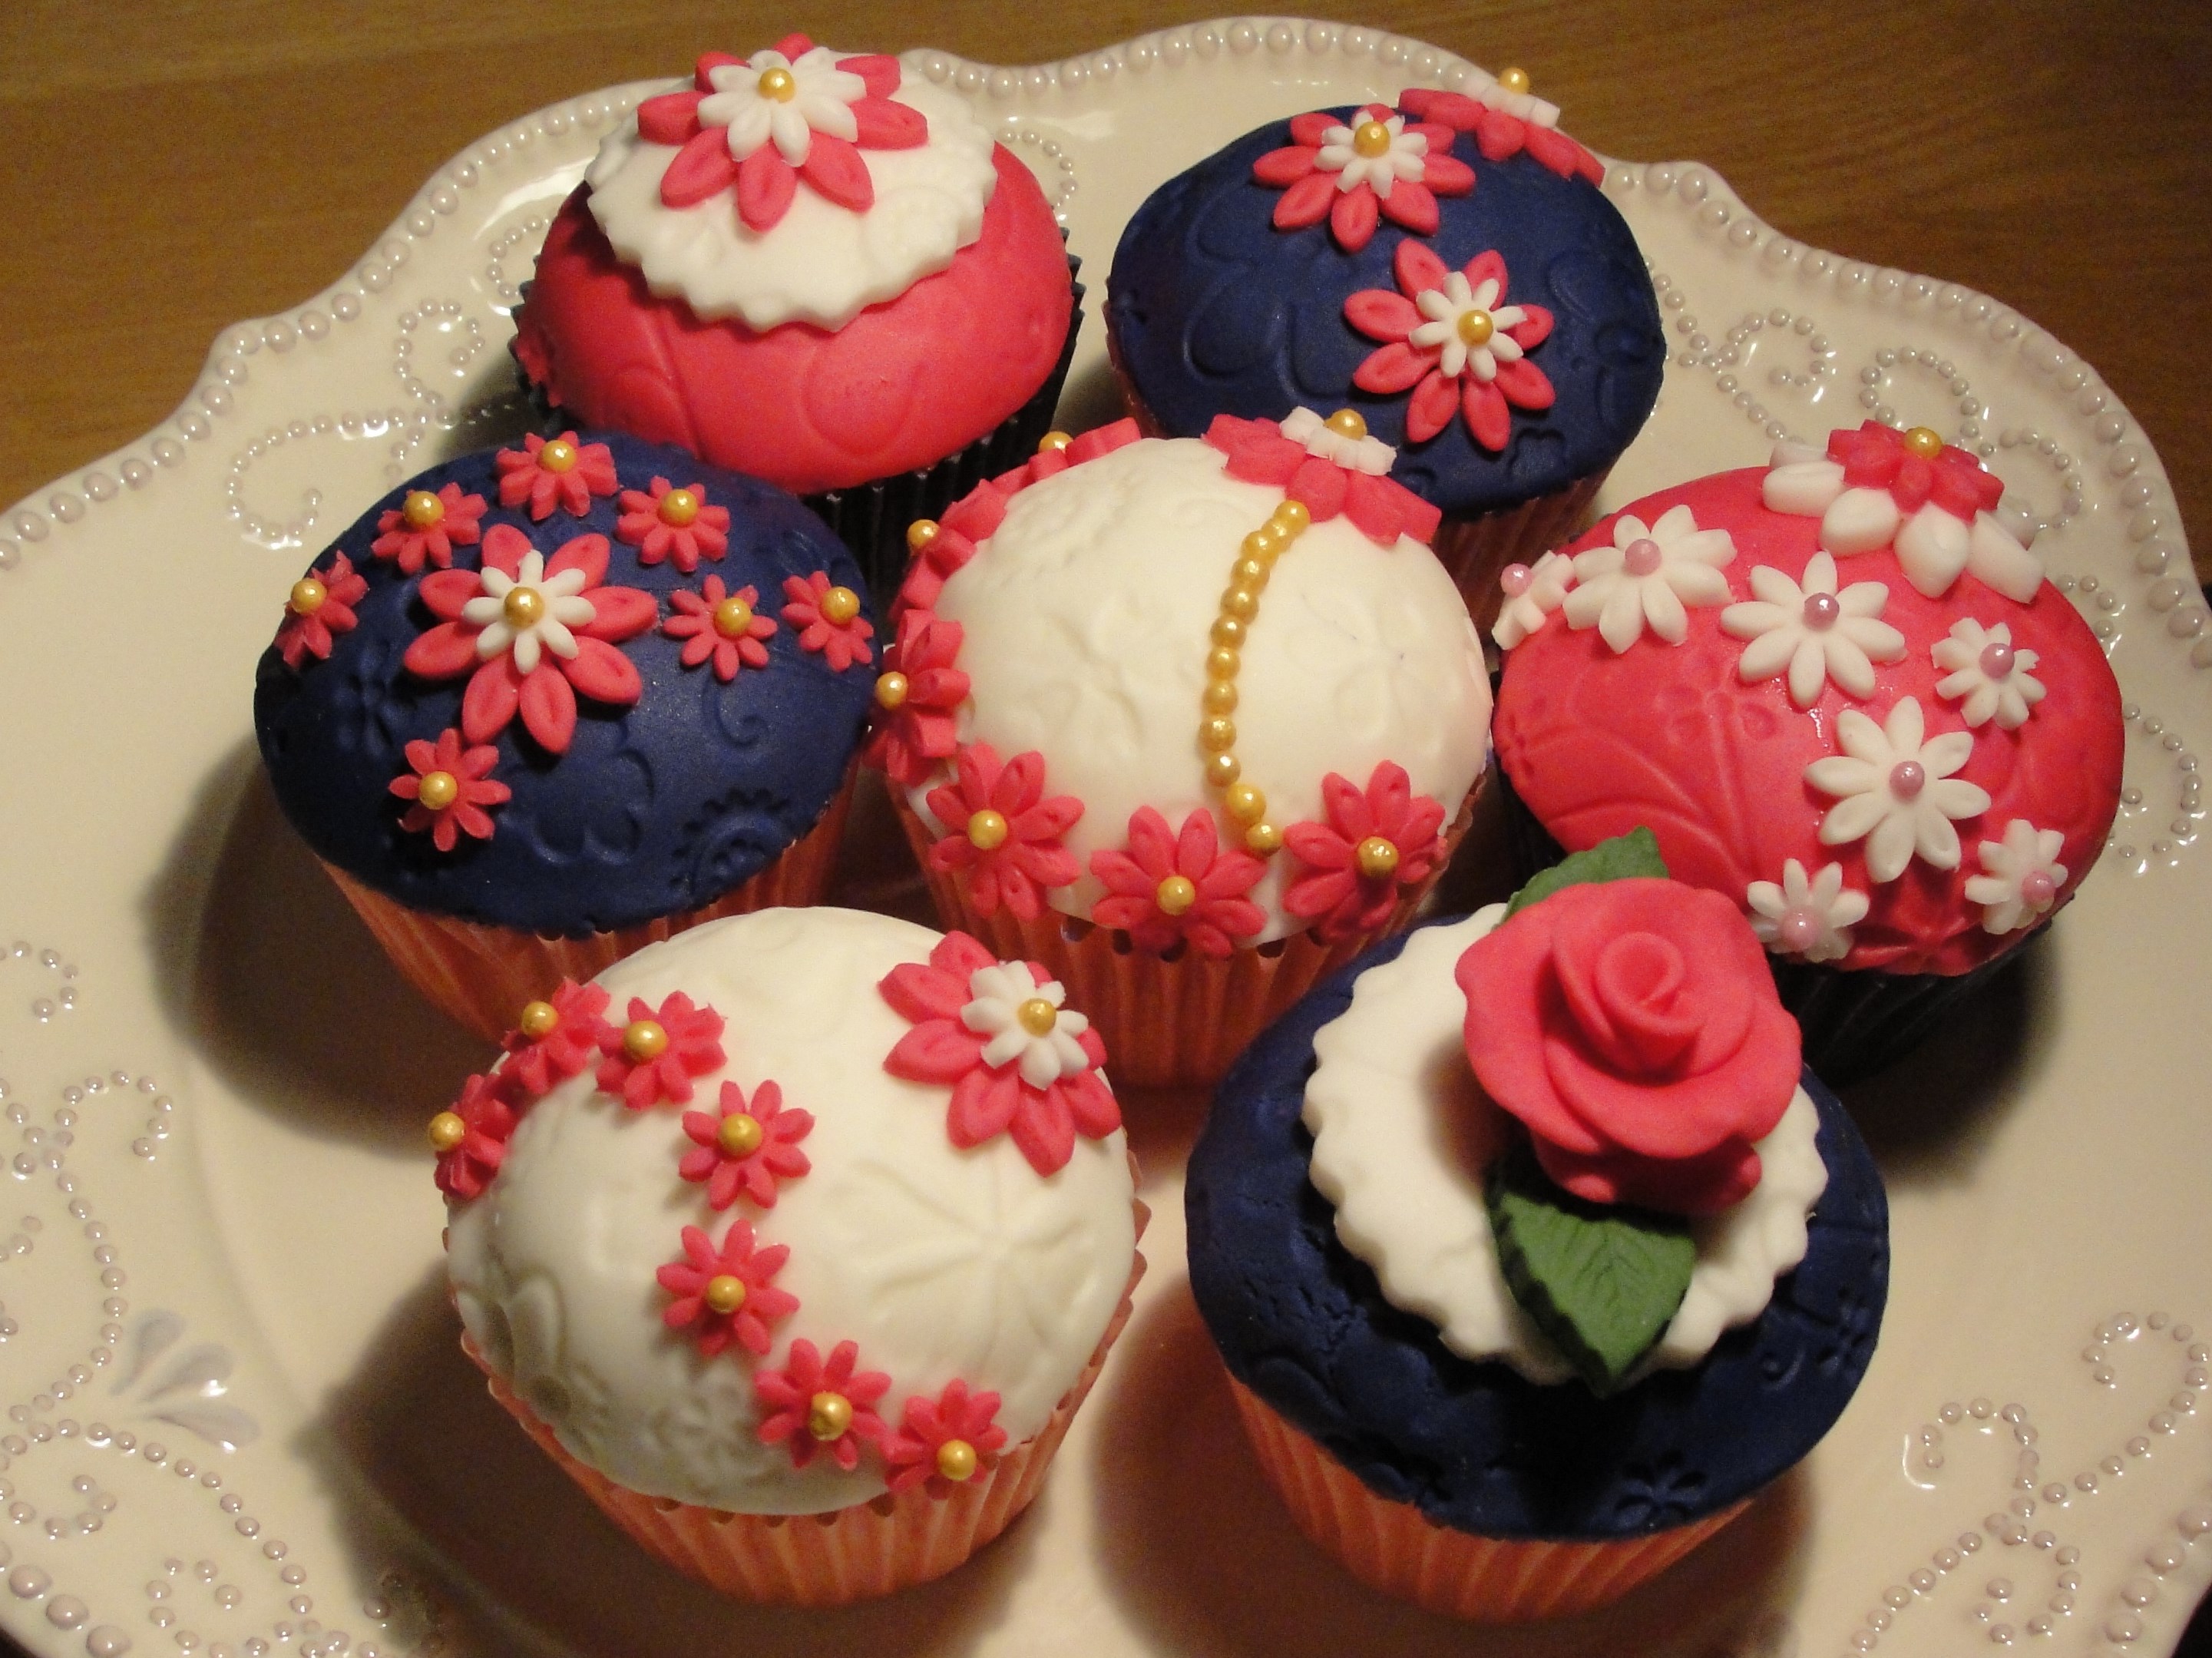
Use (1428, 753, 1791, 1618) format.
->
(402, 488, 445, 529)
(1037, 430, 1073, 454)
(908, 518, 941, 553)
(1211, 614, 1248, 649)
(1206, 753, 1242, 789)
(717, 1113, 764, 1157)
(517, 999, 560, 1040)
(1324, 409, 1368, 442)
(1351, 119, 1394, 159)
(935, 1438, 979, 1482)
(427, 1110, 468, 1152)
(659, 487, 702, 527)
(1202, 680, 1238, 715)
(1221, 586, 1261, 622)
(875, 670, 910, 710)
(808, 1392, 854, 1441)
(1232, 557, 1270, 591)
(623, 1018, 670, 1062)
(758, 66, 797, 101)
(1017, 997, 1059, 1036)
(415, 770, 459, 812)
(1457, 309, 1495, 347)
(704, 1274, 747, 1315)
(1225, 783, 1266, 826)
(1245, 822, 1284, 855)
(713, 595, 756, 637)
(820, 585, 861, 625)
(538, 438, 578, 473)
(1355, 836, 1401, 880)
(503, 587, 545, 628)
(1902, 425, 1945, 459)
(1199, 716, 1237, 753)
(1271, 499, 1311, 535)
(966, 809, 1010, 851)
(287, 576, 328, 616)
(1206, 645, 1241, 680)
(1155, 875, 1197, 916)
(1497, 65, 1532, 94)
(1242, 528, 1282, 561)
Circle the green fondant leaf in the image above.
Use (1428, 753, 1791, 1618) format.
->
(1486, 1141, 1695, 1394)
(1503, 827, 1670, 918)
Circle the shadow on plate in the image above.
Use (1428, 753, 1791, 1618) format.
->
(1088, 1276, 1811, 1658)
(304, 1263, 1040, 1657)
(140, 737, 482, 1151)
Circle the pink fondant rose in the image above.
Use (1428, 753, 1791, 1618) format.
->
(1454, 879, 1800, 1216)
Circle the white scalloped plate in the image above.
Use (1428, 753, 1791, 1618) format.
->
(1, 19, 2208, 1658)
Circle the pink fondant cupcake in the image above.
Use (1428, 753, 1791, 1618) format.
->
(1491, 422, 2124, 1080)
(513, 34, 1080, 593)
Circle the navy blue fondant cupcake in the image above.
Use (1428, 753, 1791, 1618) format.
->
(253, 430, 878, 1039)
(1106, 75, 1663, 624)
(1185, 835, 1887, 1620)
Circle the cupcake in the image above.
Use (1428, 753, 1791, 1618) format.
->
(1105, 72, 1661, 625)
(871, 411, 1493, 1085)
(1490, 422, 2125, 1081)
(511, 34, 1081, 593)
(438, 905, 1142, 1603)
(1185, 834, 1889, 1620)
(254, 432, 878, 1040)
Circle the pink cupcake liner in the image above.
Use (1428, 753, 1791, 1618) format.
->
(1428, 471, 1609, 635)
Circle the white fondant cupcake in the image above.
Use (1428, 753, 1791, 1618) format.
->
(435, 906, 1142, 1602)
(868, 412, 1493, 1084)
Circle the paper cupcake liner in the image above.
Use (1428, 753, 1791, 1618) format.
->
(324, 772, 855, 1043)
(1427, 472, 1609, 637)
(889, 783, 1480, 1087)
(1493, 764, 2038, 1084)
(466, 1194, 1146, 1605)
(1226, 1375, 1745, 1622)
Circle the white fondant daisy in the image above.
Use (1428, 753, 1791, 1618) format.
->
(1492, 550, 1575, 650)
(1407, 270, 1532, 381)
(1931, 618, 2045, 730)
(1804, 697, 1992, 882)
(461, 549, 597, 674)
(1720, 552, 1906, 707)
(1963, 819, 2068, 935)
(1315, 113, 1429, 199)
(959, 964, 1095, 1090)
(697, 45, 867, 166)
(1744, 859, 1869, 963)
(1562, 505, 1736, 654)
(1280, 405, 1396, 475)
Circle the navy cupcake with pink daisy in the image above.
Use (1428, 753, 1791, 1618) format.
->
(253, 430, 878, 1040)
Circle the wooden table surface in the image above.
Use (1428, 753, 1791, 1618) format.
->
(0, 5, 2207, 1656)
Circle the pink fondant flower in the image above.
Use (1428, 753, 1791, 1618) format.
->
(1396, 86, 1605, 184)
(1089, 807, 1267, 958)
(498, 979, 613, 1100)
(389, 727, 509, 852)
(495, 432, 618, 520)
(1829, 421, 2004, 521)
(1282, 761, 1447, 942)
(863, 609, 970, 788)
(656, 1219, 796, 1359)
(1203, 412, 1441, 548)
(595, 991, 727, 1110)
(616, 476, 731, 572)
(881, 1379, 1008, 1499)
(404, 524, 656, 754)
(779, 571, 875, 670)
(663, 576, 776, 681)
(273, 551, 369, 670)
(635, 38, 927, 234)
(754, 1339, 891, 1471)
(923, 744, 1083, 922)
(432, 1071, 520, 1201)
(878, 931, 1120, 1176)
(1250, 104, 1473, 253)
(1454, 878, 1801, 1216)
(679, 1078, 813, 1210)
(1346, 242, 1555, 449)
(370, 482, 487, 574)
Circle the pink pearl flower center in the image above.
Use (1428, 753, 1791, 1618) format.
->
(1499, 562, 1534, 597)
(1979, 641, 2015, 679)
(1800, 591, 1840, 631)
(1888, 760, 1926, 799)
(1777, 908, 1823, 953)
(2020, 869, 2057, 907)
(1622, 538, 1663, 577)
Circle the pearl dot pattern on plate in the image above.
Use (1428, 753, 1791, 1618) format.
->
(2098, 706, 2202, 874)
